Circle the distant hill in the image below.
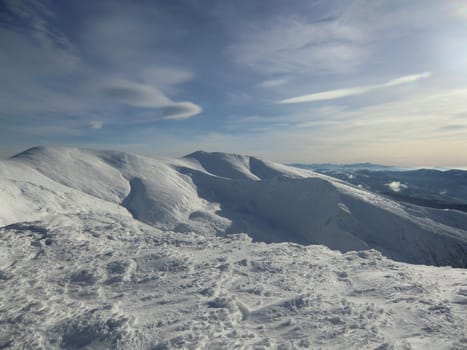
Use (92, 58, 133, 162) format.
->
(290, 163, 467, 213)
(289, 162, 398, 171)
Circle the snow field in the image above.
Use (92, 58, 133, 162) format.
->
(0, 215, 466, 349)
(0, 146, 466, 348)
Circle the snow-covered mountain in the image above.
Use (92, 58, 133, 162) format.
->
(293, 165, 467, 212)
(3, 146, 466, 267)
(1, 147, 467, 349)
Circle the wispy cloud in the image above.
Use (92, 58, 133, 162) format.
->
(88, 121, 103, 129)
(102, 81, 202, 120)
(257, 78, 289, 88)
(384, 72, 432, 87)
(278, 86, 372, 104)
(2, 0, 77, 62)
(229, 15, 367, 75)
(277, 72, 431, 104)
(0, 0, 203, 135)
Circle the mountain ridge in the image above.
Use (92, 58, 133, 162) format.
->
(2, 146, 466, 267)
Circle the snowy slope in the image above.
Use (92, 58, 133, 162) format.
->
(0, 157, 132, 227)
(3, 146, 467, 267)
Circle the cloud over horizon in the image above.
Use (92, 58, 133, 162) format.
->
(102, 81, 202, 120)
(277, 72, 432, 104)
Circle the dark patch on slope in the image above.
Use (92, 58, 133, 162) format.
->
(121, 178, 145, 221)
(9, 146, 47, 160)
(248, 157, 284, 180)
(184, 151, 255, 180)
(177, 166, 310, 244)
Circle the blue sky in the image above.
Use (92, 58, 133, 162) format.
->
(1, 0, 467, 165)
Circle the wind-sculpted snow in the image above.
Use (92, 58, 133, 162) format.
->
(12, 147, 131, 203)
(185, 150, 312, 181)
(0, 214, 466, 349)
(3, 146, 467, 267)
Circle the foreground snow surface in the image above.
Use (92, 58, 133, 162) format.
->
(1, 215, 466, 349)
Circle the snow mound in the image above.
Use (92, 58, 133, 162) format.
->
(12, 146, 130, 203)
(184, 150, 315, 180)
(185, 151, 261, 180)
(10, 147, 211, 232)
(3, 147, 467, 267)
(0, 156, 131, 227)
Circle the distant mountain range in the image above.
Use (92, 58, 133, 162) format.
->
(290, 163, 467, 213)
(289, 162, 398, 171)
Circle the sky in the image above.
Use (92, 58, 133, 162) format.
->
(1, 0, 467, 166)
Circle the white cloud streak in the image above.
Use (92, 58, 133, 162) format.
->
(88, 121, 103, 129)
(257, 78, 289, 88)
(102, 81, 202, 120)
(384, 72, 432, 87)
(277, 72, 431, 104)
